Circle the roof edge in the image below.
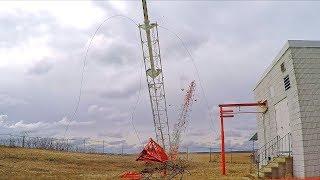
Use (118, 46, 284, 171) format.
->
(253, 40, 320, 91)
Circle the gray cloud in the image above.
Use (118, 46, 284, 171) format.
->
(0, 114, 8, 123)
(108, 139, 126, 146)
(27, 60, 53, 75)
(87, 104, 113, 115)
(226, 130, 243, 138)
(0, 116, 94, 136)
(1, 1, 320, 153)
(0, 13, 55, 48)
(99, 85, 140, 99)
(0, 94, 28, 107)
(90, 38, 138, 66)
(98, 131, 124, 139)
(187, 129, 208, 137)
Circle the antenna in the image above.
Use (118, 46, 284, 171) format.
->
(138, 0, 171, 151)
(170, 81, 196, 160)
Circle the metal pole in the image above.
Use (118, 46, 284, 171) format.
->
(276, 136, 279, 156)
(289, 133, 291, 156)
(141, 0, 156, 73)
(9, 134, 13, 147)
(186, 146, 189, 160)
(209, 147, 212, 162)
(139, 0, 170, 151)
(66, 139, 69, 151)
(102, 140, 105, 154)
(22, 135, 25, 148)
(220, 106, 226, 175)
(83, 139, 86, 153)
(121, 143, 124, 155)
(230, 148, 233, 164)
(252, 141, 255, 152)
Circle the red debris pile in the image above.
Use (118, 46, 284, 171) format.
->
(136, 138, 169, 163)
(120, 171, 142, 180)
(120, 138, 169, 179)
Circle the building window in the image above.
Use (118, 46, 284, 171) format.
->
(280, 62, 286, 72)
(283, 75, 291, 90)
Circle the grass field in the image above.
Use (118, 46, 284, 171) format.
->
(0, 146, 254, 179)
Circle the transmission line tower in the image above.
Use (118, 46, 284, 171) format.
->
(138, 0, 171, 151)
(170, 81, 196, 160)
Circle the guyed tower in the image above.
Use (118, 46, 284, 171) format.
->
(138, 0, 171, 151)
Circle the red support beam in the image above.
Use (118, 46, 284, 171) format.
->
(221, 110, 233, 113)
(218, 101, 267, 108)
(221, 115, 234, 118)
(217, 101, 267, 176)
(219, 106, 226, 175)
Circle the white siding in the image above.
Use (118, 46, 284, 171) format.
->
(254, 49, 295, 150)
(291, 47, 320, 177)
(254, 41, 320, 178)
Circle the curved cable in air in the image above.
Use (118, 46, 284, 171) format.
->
(129, 54, 144, 146)
(158, 25, 216, 144)
(63, 15, 143, 146)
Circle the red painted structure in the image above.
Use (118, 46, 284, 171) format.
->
(218, 101, 267, 175)
(120, 172, 142, 180)
(121, 138, 168, 179)
(136, 138, 169, 163)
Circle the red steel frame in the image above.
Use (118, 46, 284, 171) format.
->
(218, 101, 267, 175)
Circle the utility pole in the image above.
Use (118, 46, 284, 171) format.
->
(186, 146, 189, 160)
(83, 139, 86, 153)
(121, 143, 124, 155)
(9, 134, 13, 147)
(220, 106, 226, 175)
(22, 135, 25, 148)
(209, 147, 212, 162)
(230, 147, 233, 164)
(102, 140, 105, 154)
(66, 138, 69, 151)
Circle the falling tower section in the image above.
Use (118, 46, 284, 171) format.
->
(138, 0, 171, 151)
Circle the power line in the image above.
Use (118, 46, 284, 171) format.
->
(63, 15, 142, 146)
(63, 15, 218, 148)
(129, 53, 144, 146)
(158, 25, 216, 144)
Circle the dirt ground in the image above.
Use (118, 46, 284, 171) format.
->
(0, 146, 254, 179)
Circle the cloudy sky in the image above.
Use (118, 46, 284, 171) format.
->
(1, 1, 320, 153)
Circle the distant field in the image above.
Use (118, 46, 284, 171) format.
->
(0, 146, 254, 179)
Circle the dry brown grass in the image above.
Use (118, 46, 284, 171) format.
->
(0, 146, 254, 179)
(178, 153, 254, 179)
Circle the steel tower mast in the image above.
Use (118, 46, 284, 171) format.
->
(138, 0, 171, 150)
(170, 81, 196, 160)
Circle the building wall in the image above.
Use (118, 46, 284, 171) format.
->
(254, 47, 305, 177)
(291, 47, 320, 177)
(254, 44, 320, 178)
(254, 49, 296, 148)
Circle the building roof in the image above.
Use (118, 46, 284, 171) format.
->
(253, 40, 320, 91)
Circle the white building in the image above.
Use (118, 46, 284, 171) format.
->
(254, 40, 320, 178)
